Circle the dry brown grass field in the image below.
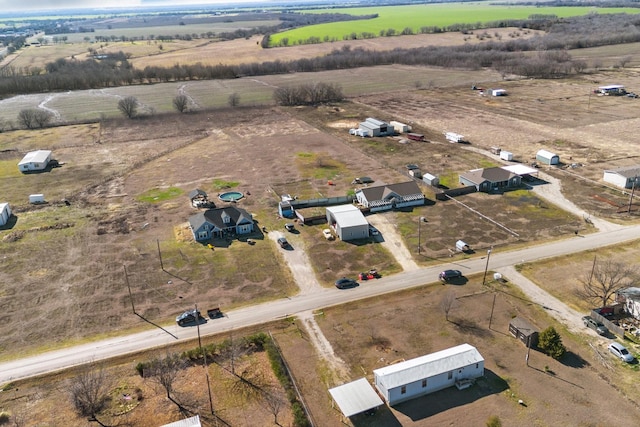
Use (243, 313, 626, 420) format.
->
(2, 28, 640, 426)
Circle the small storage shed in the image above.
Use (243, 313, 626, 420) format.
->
(509, 317, 539, 348)
(29, 194, 45, 204)
(536, 149, 560, 165)
(456, 240, 470, 252)
(491, 89, 507, 96)
(423, 173, 439, 187)
(499, 150, 513, 161)
(160, 415, 201, 427)
(390, 120, 410, 134)
(326, 204, 369, 241)
(0, 202, 12, 226)
(18, 150, 52, 172)
(373, 343, 484, 406)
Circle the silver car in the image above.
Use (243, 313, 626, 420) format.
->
(608, 342, 634, 363)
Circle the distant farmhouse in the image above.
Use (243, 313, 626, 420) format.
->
(18, 150, 52, 172)
(188, 206, 254, 242)
(603, 165, 640, 189)
(373, 343, 484, 405)
(356, 181, 424, 212)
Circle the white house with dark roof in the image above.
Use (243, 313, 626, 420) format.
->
(373, 343, 484, 405)
(326, 204, 369, 241)
(188, 206, 253, 242)
(603, 165, 640, 189)
(18, 150, 52, 172)
(355, 181, 424, 213)
(459, 167, 521, 192)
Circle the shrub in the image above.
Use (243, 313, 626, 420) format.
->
(486, 415, 502, 427)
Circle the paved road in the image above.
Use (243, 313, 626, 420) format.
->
(2, 222, 640, 384)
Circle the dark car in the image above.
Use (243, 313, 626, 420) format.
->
(335, 277, 359, 289)
(439, 269, 462, 283)
(176, 309, 204, 326)
(277, 237, 289, 248)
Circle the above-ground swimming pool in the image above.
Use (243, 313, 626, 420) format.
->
(218, 191, 244, 202)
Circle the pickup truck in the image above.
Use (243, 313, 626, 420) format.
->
(582, 316, 608, 336)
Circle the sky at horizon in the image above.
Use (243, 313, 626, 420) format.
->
(0, 0, 264, 12)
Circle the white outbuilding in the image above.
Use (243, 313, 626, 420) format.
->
(535, 149, 559, 165)
(326, 204, 369, 241)
(603, 165, 640, 189)
(373, 343, 484, 405)
(0, 202, 12, 226)
(328, 378, 384, 418)
(18, 150, 52, 172)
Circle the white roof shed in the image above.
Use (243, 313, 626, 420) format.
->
(160, 415, 201, 427)
(329, 378, 383, 417)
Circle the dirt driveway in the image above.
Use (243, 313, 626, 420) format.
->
(367, 213, 419, 271)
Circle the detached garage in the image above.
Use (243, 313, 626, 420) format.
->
(603, 165, 640, 189)
(373, 343, 484, 406)
(326, 204, 368, 241)
(536, 149, 560, 165)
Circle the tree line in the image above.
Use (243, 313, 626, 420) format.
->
(0, 13, 638, 99)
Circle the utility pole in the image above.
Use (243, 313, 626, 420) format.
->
(628, 178, 637, 214)
(417, 216, 426, 254)
(482, 247, 492, 287)
(488, 293, 497, 330)
(195, 304, 215, 417)
(124, 265, 136, 315)
(157, 239, 164, 271)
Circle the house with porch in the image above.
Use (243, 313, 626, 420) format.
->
(189, 206, 254, 242)
(355, 181, 424, 213)
(459, 167, 521, 192)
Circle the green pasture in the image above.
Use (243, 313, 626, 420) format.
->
(270, 4, 640, 46)
(137, 186, 183, 203)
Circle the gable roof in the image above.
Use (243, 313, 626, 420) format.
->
(189, 206, 252, 230)
(18, 150, 51, 165)
(604, 165, 640, 179)
(460, 167, 516, 185)
(373, 344, 483, 389)
(188, 189, 207, 199)
(357, 181, 422, 201)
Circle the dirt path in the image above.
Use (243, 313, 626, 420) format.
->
(297, 310, 350, 384)
(268, 231, 323, 295)
(366, 213, 419, 271)
(531, 171, 622, 232)
(498, 266, 604, 339)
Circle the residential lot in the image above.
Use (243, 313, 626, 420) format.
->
(275, 276, 640, 426)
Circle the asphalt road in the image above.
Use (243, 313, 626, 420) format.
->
(2, 223, 640, 384)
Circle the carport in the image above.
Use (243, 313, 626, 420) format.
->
(329, 377, 384, 418)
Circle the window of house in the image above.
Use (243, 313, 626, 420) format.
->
(476, 363, 479, 369)
(421, 379, 427, 388)
(400, 386, 406, 394)
(448, 371, 453, 380)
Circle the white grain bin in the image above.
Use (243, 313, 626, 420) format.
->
(499, 150, 513, 161)
(29, 194, 45, 204)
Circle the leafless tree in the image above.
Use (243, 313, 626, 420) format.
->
(618, 55, 632, 68)
(440, 290, 457, 321)
(144, 353, 187, 409)
(228, 92, 240, 107)
(117, 96, 138, 119)
(172, 94, 189, 113)
(577, 257, 638, 307)
(263, 392, 285, 426)
(33, 110, 53, 128)
(17, 109, 39, 129)
(68, 365, 112, 421)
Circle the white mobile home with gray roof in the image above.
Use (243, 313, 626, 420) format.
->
(373, 343, 484, 405)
